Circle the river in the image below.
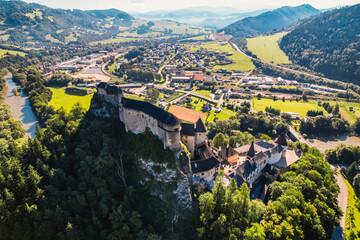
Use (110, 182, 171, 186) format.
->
(3, 75, 39, 138)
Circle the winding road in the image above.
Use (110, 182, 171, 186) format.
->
(331, 169, 348, 240)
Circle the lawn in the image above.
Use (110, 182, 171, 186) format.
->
(190, 42, 255, 72)
(124, 93, 145, 101)
(185, 96, 215, 112)
(247, 32, 291, 64)
(345, 178, 360, 239)
(107, 61, 117, 74)
(49, 87, 93, 112)
(206, 110, 232, 122)
(165, 91, 186, 103)
(220, 105, 237, 115)
(194, 90, 212, 98)
(252, 98, 326, 117)
(0, 48, 26, 58)
(182, 96, 232, 122)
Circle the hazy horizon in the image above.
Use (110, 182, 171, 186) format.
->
(22, 0, 359, 13)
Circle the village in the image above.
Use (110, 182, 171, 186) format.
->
(44, 40, 350, 125)
(40, 40, 357, 201)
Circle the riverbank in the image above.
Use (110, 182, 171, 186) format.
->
(3, 73, 39, 138)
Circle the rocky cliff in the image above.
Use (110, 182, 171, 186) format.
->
(89, 94, 197, 239)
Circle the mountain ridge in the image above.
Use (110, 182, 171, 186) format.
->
(221, 4, 320, 38)
(279, 4, 360, 83)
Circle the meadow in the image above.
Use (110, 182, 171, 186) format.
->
(49, 87, 93, 112)
(247, 32, 291, 64)
(0, 48, 26, 58)
(334, 101, 360, 124)
(190, 42, 255, 72)
(252, 98, 326, 117)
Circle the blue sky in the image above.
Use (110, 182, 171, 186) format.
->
(23, 0, 360, 12)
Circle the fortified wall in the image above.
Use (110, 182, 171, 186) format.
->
(97, 82, 182, 153)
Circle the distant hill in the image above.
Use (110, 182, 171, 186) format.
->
(280, 4, 360, 83)
(221, 4, 320, 38)
(133, 7, 270, 29)
(0, 0, 211, 45)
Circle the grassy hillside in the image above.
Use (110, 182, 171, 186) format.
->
(191, 42, 255, 71)
(0, 48, 26, 57)
(0, 0, 211, 45)
(247, 32, 291, 64)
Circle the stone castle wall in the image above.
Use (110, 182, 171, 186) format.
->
(98, 89, 181, 153)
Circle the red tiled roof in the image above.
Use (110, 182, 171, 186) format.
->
(193, 74, 204, 81)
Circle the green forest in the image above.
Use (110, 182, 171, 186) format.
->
(280, 4, 360, 83)
(0, 61, 344, 239)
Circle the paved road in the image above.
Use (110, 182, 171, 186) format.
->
(288, 125, 313, 146)
(331, 169, 348, 240)
(101, 53, 126, 80)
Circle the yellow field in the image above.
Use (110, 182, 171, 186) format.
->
(247, 32, 291, 64)
(252, 98, 326, 117)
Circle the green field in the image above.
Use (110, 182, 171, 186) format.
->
(345, 178, 360, 239)
(190, 42, 255, 72)
(107, 61, 117, 74)
(333, 101, 360, 124)
(184, 96, 215, 112)
(247, 32, 291, 64)
(194, 89, 212, 98)
(252, 98, 326, 117)
(49, 87, 93, 112)
(165, 91, 185, 103)
(0, 48, 26, 58)
(207, 110, 232, 122)
(182, 96, 232, 122)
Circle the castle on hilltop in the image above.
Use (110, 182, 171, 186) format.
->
(97, 82, 196, 153)
(96, 83, 300, 198)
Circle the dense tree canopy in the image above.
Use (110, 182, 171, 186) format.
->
(198, 150, 341, 240)
(280, 4, 360, 83)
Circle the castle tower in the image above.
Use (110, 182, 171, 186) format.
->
(246, 141, 256, 160)
(275, 134, 288, 158)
